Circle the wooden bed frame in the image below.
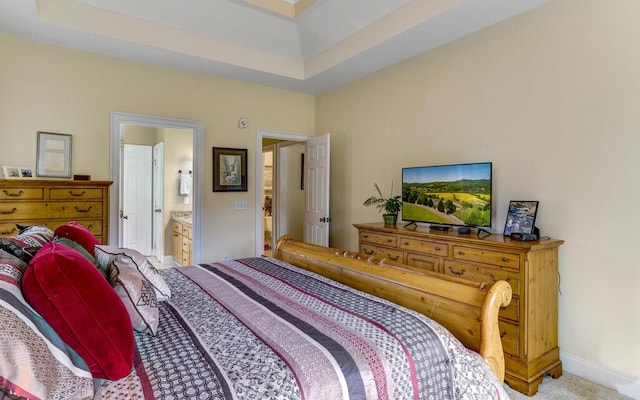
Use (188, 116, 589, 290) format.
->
(273, 235, 513, 382)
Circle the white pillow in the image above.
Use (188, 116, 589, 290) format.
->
(112, 256, 159, 335)
(94, 245, 171, 301)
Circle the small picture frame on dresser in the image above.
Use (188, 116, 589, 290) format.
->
(2, 166, 34, 179)
(503, 200, 539, 235)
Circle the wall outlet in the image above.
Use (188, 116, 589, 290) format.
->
(184, 196, 190, 205)
(234, 200, 248, 210)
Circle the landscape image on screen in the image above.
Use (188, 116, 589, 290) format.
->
(402, 162, 492, 228)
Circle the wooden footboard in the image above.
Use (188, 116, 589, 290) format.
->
(273, 235, 512, 382)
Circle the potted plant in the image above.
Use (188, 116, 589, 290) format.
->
(363, 182, 402, 226)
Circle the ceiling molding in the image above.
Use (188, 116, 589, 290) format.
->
(0, 0, 550, 94)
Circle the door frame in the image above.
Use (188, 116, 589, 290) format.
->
(152, 142, 164, 261)
(110, 112, 204, 263)
(255, 129, 313, 256)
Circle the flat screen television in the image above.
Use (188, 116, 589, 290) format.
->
(402, 162, 492, 230)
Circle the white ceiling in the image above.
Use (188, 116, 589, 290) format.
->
(0, 0, 549, 94)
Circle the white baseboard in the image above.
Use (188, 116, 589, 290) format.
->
(562, 353, 640, 399)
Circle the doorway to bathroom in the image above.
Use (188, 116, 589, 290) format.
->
(109, 112, 203, 264)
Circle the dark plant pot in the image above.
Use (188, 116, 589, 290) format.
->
(383, 214, 397, 227)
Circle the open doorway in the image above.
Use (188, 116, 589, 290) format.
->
(120, 126, 192, 262)
(109, 112, 204, 264)
(261, 141, 306, 255)
(255, 130, 312, 256)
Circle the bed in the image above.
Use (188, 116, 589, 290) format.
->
(1, 225, 512, 400)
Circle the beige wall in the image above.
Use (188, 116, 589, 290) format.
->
(0, 33, 315, 262)
(2, 0, 639, 390)
(317, 0, 640, 384)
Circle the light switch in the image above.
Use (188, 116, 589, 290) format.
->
(234, 200, 248, 210)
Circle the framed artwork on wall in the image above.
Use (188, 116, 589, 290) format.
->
(36, 131, 72, 178)
(212, 147, 247, 192)
(503, 201, 539, 235)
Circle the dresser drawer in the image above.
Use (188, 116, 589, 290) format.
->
(0, 202, 103, 220)
(499, 321, 520, 357)
(49, 188, 105, 200)
(399, 237, 448, 257)
(46, 219, 103, 237)
(0, 188, 44, 201)
(406, 252, 441, 273)
(0, 219, 102, 238)
(0, 222, 20, 237)
(452, 245, 520, 269)
(500, 296, 519, 322)
(444, 260, 520, 296)
(359, 231, 398, 247)
(360, 243, 403, 262)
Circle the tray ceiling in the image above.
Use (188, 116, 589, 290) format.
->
(0, 0, 549, 94)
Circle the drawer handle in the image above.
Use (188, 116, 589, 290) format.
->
(435, 247, 441, 251)
(448, 266, 466, 276)
(387, 254, 399, 261)
(69, 190, 86, 197)
(386, 239, 393, 243)
(363, 235, 370, 239)
(458, 250, 464, 255)
(2, 190, 23, 197)
(1, 227, 17, 235)
(74, 206, 93, 213)
(502, 257, 509, 262)
(0, 208, 17, 215)
(364, 249, 374, 255)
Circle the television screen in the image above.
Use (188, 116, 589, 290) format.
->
(402, 162, 492, 228)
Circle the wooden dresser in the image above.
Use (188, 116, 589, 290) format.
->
(354, 222, 564, 395)
(0, 180, 112, 243)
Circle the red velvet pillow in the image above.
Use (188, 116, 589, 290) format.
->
(22, 242, 134, 380)
(54, 221, 100, 256)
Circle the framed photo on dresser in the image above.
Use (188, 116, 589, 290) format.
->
(36, 131, 72, 178)
(503, 201, 539, 235)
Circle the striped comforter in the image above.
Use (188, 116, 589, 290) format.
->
(95, 257, 509, 400)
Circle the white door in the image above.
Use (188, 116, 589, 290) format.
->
(152, 143, 164, 261)
(122, 144, 153, 254)
(304, 133, 330, 246)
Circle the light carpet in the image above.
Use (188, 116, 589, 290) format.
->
(504, 373, 632, 400)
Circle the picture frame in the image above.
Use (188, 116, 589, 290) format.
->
(213, 147, 247, 192)
(36, 131, 72, 178)
(2, 166, 34, 179)
(503, 201, 539, 235)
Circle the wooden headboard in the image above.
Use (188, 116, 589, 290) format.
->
(273, 235, 512, 382)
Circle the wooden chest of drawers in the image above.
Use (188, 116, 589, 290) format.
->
(355, 222, 564, 396)
(0, 180, 112, 243)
